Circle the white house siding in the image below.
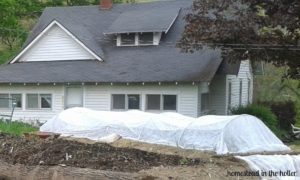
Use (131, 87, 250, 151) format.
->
(0, 84, 200, 122)
(208, 60, 253, 115)
(226, 60, 253, 113)
(84, 84, 199, 118)
(18, 24, 95, 62)
(0, 85, 64, 123)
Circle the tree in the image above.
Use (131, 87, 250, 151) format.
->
(178, 0, 300, 79)
(0, 0, 27, 50)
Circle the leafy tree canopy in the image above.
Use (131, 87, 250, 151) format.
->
(178, 0, 300, 79)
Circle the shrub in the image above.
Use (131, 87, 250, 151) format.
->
(259, 101, 297, 131)
(231, 104, 284, 138)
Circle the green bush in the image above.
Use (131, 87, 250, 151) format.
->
(231, 104, 286, 138)
(260, 101, 297, 131)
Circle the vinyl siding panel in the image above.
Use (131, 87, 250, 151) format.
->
(19, 24, 95, 62)
(84, 85, 199, 117)
(226, 60, 253, 113)
(0, 84, 200, 123)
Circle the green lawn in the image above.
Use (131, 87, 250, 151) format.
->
(0, 120, 38, 136)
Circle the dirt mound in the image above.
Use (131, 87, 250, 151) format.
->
(0, 133, 201, 172)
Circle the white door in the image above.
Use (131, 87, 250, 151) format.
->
(65, 87, 83, 109)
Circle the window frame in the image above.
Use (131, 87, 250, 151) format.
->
(120, 33, 136, 46)
(138, 32, 154, 45)
(111, 94, 141, 111)
(146, 94, 178, 112)
(26, 93, 52, 110)
(239, 79, 243, 106)
(228, 81, 232, 113)
(118, 32, 155, 46)
(0, 93, 22, 109)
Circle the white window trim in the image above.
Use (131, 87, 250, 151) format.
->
(26, 93, 53, 110)
(111, 94, 141, 111)
(0, 93, 23, 110)
(146, 94, 178, 112)
(117, 32, 160, 47)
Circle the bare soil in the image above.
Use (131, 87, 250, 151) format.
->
(0, 133, 256, 180)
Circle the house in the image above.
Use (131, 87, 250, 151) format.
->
(0, 0, 253, 122)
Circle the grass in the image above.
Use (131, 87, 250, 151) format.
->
(0, 119, 38, 136)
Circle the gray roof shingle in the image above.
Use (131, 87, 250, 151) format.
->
(104, 6, 181, 34)
(0, 0, 239, 84)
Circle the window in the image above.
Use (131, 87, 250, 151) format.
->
(119, 33, 155, 46)
(112, 94, 125, 109)
(163, 95, 177, 110)
(201, 93, 210, 112)
(0, 94, 9, 108)
(11, 94, 22, 108)
(128, 94, 140, 109)
(146, 95, 161, 110)
(112, 94, 140, 110)
(26, 94, 52, 109)
(248, 79, 251, 104)
(146, 94, 177, 111)
(139, 32, 153, 45)
(41, 94, 52, 108)
(0, 94, 22, 108)
(228, 82, 232, 112)
(121, 33, 135, 45)
(239, 80, 243, 106)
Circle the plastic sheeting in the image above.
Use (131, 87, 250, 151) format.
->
(40, 107, 290, 154)
(236, 155, 300, 180)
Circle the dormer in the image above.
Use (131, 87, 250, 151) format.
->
(116, 32, 162, 46)
(104, 7, 181, 47)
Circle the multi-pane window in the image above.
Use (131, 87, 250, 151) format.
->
(146, 94, 177, 111)
(119, 33, 154, 46)
(112, 94, 140, 110)
(26, 94, 52, 109)
(0, 94, 22, 108)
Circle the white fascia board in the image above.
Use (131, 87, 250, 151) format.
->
(165, 8, 181, 34)
(10, 20, 103, 64)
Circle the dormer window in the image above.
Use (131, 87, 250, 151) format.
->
(117, 32, 161, 46)
(121, 33, 135, 45)
(139, 32, 154, 45)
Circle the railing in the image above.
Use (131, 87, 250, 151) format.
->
(0, 98, 17, 122)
